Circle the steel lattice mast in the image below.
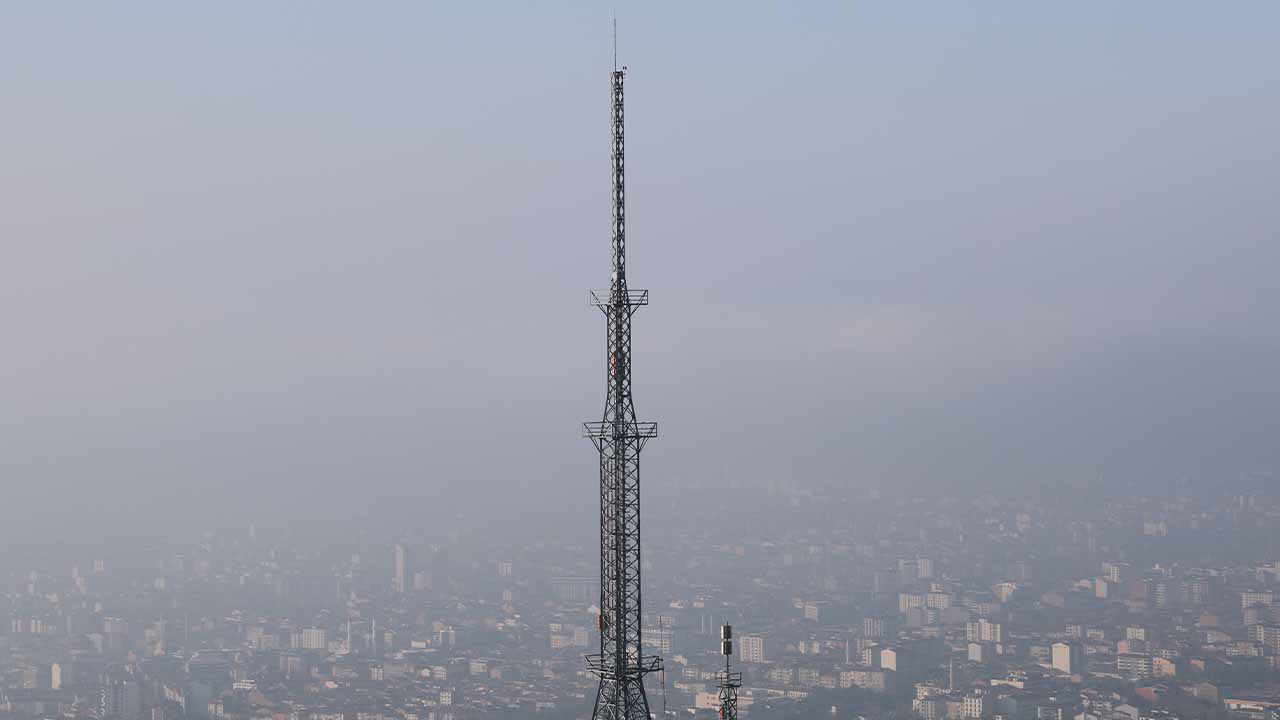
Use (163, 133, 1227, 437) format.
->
(584, 67, 661, 720)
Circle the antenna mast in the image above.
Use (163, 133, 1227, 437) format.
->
(584, 57, 661, 720)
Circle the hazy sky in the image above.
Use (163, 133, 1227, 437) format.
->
(2, 3, 1278, 538)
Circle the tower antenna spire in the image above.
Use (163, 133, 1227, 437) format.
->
(585, 58, 660, 720)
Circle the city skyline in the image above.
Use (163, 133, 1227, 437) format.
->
(2, 483, 1279, 720)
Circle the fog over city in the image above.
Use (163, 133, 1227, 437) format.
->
(3, 5, 1278, 539)
(1, 6, 1279, 719)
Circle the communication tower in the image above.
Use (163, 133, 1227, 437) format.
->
(717, 624, 742, 720)
(583, 64, 662, 720)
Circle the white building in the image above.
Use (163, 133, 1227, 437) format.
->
(740, 634, 766, 663)
(1241, 590, 1274, 611)
(967, 619, 1003, 644)
(963, 691, 990, 719)
(299, 627, 327, 651)
(393, 544, 409, 594)
(1052, 642, 1084, 675)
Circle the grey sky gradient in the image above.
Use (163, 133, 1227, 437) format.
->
(2, 3, 1278, 538)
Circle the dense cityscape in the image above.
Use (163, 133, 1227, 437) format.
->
(2, 482, 1278, 720)
(5, 4, 1279, 720)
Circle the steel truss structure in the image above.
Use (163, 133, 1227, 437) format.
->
(717, 625, 741, 720)
(583, 68, 662, 720)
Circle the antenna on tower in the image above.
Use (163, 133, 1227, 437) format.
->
(717, 624, 742, 720)
(612, 15, 618, 71)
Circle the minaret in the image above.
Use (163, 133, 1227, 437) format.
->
(584, 64, 661, 720)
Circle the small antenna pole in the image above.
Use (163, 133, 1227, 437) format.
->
(718, 625, 741, 720)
